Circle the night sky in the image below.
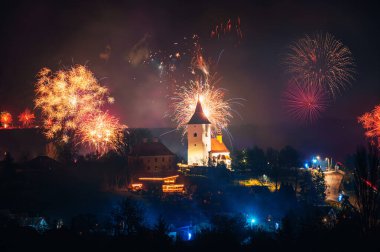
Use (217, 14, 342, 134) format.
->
(1, 0, 379, 161)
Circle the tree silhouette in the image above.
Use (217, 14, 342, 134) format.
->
(354, 144, 380, 234)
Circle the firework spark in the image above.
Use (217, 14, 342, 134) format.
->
(34, 65, 113, 142)
(210, 17, 243, 42)
(358, 105, 380, 146)
(0, 112, 12, 128)
(283, 81, 329, 123)
(18, 108, 36, 127)
(284, 32, 355, 97)
(170, 80, 233, 135)
(77, 111, 126, 155)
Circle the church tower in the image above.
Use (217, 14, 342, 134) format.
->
(187, 99, 211, 166)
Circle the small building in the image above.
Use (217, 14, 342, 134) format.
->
(128, 137, 177, 175)
(210, 134, 232, 168)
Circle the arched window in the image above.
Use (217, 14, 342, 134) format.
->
(193, 133, 197, 137)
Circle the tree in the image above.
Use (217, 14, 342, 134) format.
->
(266, 148, 280, 190)
(312, 168, 326, 204)
(354, 144, 380, 234)
(247, 146, 266, 176)
(279, 146, 300, 190)
(112, 197, 145, 236)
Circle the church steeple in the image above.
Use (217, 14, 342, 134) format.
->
(187, 99, 211, 124)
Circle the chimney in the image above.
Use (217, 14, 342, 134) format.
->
(216, 128, 222, 143)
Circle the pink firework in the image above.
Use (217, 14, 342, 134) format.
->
(283, 81, 329, 123)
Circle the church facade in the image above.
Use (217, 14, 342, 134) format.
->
(187, 100, 231, 169)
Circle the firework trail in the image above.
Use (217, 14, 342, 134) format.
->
(0, 112, 12, 128)
(18, 108, 35, 127)
(77, 111, 126, 155)
(283, 80, 329, 123)
(284, 32, 355, 97)
(210, 17, 243, 42)
(358, 105, 380, 146)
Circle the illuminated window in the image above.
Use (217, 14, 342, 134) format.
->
(194, 133, 197, 137)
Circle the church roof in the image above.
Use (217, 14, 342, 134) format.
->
(187, 100, 211, 124)
(129, 141, 175, 157)
(210, 138, 230, 153)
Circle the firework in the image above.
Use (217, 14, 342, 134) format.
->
(77, 111, 126, 155)
(170, 80, 233, 135)
(283, 80, 329, 123)
(358, 105, 380, 146)
(284, 32, 355, 97)
(18, 108, 36, 127)
(0, 112, 12, 128)
(34, 65, 113, 142)
(210, 17, 243, 42)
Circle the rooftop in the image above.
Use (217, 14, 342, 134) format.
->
(187, 100, 211, 125)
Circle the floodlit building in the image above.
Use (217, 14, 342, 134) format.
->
(187, 99, 231, 168)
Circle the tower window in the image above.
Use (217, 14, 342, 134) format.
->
(194, 144, 197, 146)
(193, 133, 197, 137)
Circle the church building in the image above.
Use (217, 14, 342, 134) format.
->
(187, 99, 231, 168)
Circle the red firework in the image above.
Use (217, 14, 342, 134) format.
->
(1, 112, 13, 128)
(18, 108, 36, 127)
(358, 105, 380, 146)
(283, 81, 329, 123)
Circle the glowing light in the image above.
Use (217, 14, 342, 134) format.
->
(284, 32, 355, 97)
(1, 112, 12, 128)
(18, 108, 36, 127)
(312, 159, 317, 164)
(162, 184, 185, 193)
(139, 175, 179, 183)
(338, 194, 343, 202)
(187, 232, 192, 240)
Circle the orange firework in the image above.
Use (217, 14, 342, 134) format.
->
(1, 112, 12, 128)
(34, 65, 113, 142)
(358, 105, 380, 146)
(18, 108, 36, 127)
(77, 111, 126, 155)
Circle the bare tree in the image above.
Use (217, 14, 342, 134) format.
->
(354, 144, 380, 234)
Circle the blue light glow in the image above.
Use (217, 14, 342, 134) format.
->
(304, 163, 309, 168)
(188, 232, 192, 240)
(338, 194, 343, 202)
(312, 158, 317, 164)
(275, 222, 279, 230)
